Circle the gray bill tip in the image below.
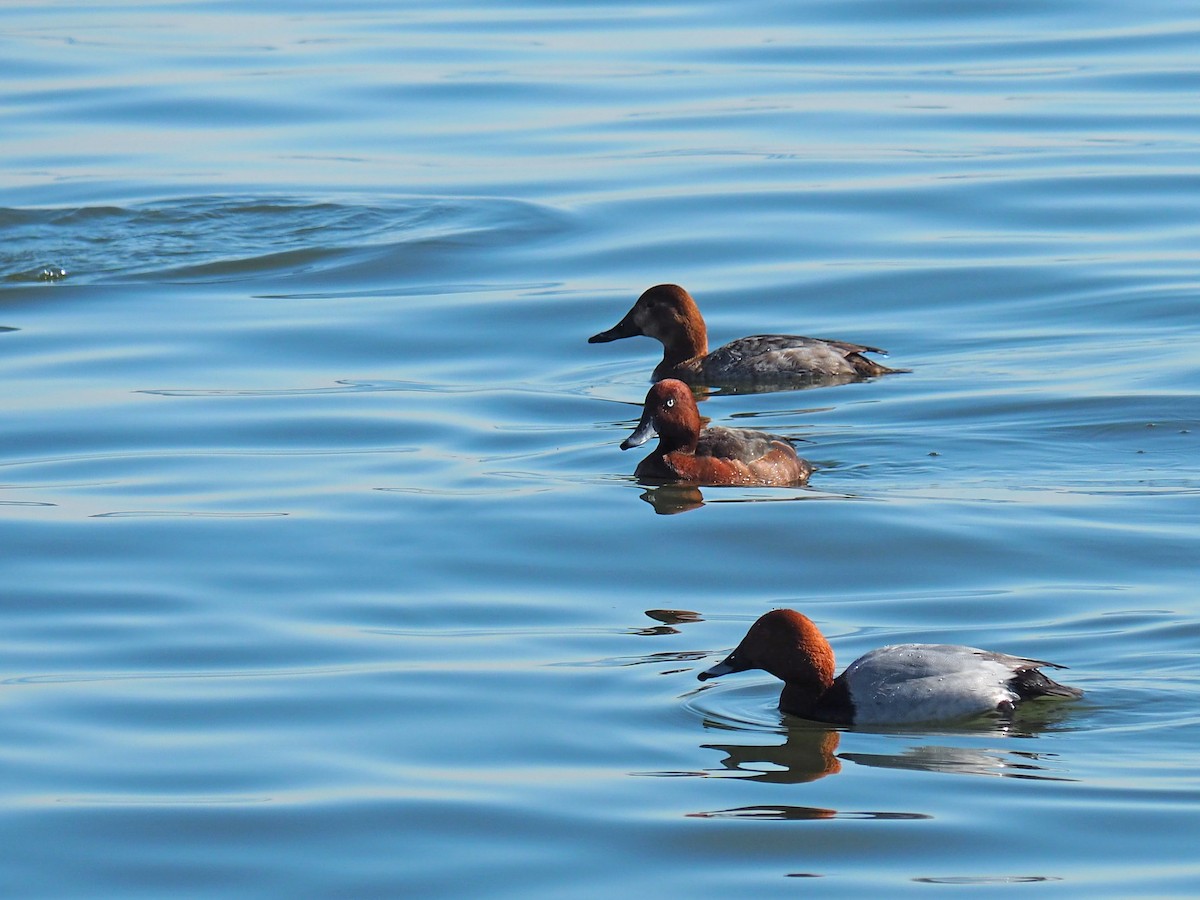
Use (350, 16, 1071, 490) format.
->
(620, 420, 655, 450)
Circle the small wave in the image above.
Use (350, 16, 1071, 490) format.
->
(89, 510, 289, 518)
(0, 195, 570, 286)
(685, 680, 790, 732)
(689, 805, 932, 821)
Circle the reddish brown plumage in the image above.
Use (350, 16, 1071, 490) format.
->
(697, 610, 840, 720)
(620, 379, 813, 486)
(745, 610, 837, 690)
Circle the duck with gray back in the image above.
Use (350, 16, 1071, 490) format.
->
(699, 610, 1082, 726)
(590, 284, 906, 390)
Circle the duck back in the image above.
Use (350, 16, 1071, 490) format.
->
(834, 644, 1077, 725)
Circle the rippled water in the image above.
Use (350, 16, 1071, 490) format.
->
(2, 1, 1199, 896)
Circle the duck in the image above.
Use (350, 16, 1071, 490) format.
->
(698, 609, 1082, 725)
(621, 379, 813, 486)
(589, 283, 904, 388)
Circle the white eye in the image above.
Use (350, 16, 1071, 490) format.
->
(665, 397, 675, 408)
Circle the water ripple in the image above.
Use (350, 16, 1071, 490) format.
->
(0, 196, 570, 285)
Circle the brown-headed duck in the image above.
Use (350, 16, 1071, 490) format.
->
(698, 609, 1083, 726)
(590, 283, 904, 388)
(621, 379, 813, 486)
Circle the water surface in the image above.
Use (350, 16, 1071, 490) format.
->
(2, 1, 1199, 896)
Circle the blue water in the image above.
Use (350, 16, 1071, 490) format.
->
(2, 1, 1199, 896)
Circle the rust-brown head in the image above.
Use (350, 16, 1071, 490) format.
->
(698, 609, 837, 692)
(589, 284, 708, 357)
(620, 378, 702, 454)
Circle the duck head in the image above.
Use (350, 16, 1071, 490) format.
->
(699, 609, 836, 694)
(621, 378, 702, 453)
(589, 284, 708, 355)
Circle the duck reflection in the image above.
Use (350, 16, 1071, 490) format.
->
(639, 484, 706, 515)
(689, 727, 945, 822)
(701, 725, 842, 784)
(638, 484, 824, 515)
(840, 744, 1076, 781)
(704, 373, 865, 395)
(688, 804, 932, 822)
(697, 721, 1076, 784)
(629, 608, 705, 635)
